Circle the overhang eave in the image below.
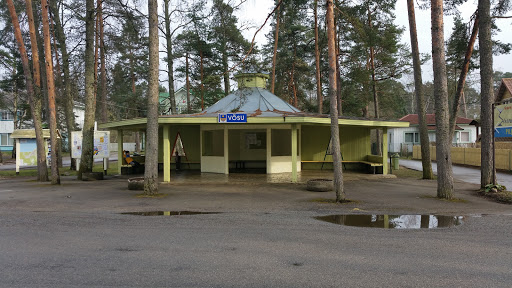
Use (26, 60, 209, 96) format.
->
(98, 116, 410, 130)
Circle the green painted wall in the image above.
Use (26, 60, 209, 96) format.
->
(301, 125, 370, 169)
(169, 125, 201, 162)
(235, 74, 268, 89)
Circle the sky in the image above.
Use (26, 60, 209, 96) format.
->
(234, 0, 512, 83)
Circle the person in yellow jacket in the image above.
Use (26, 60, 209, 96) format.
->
(123, 150, 138, 166)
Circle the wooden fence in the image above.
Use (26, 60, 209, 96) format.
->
(413, 145, 512, 171)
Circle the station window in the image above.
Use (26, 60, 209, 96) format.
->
(404, 132, 419, 143)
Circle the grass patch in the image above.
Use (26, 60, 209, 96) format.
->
(392, 167, 437, 180)
(419, 194, 468, 203)
(0, 162, 118, 178)
(478, 189, 512, 204)
(309, 198, 358, 204)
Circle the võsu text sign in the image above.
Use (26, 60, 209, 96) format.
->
(218, 113, 247, 123)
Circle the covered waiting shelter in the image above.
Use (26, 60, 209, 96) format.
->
(100, 72, 409, 182)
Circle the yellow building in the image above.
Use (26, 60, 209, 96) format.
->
(100, 72, 408, 182)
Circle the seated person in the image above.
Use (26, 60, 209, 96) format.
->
(123, 150, 140, 167)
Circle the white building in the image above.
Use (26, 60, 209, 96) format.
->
(73, 101, 85, 129)
(0, 109, 15, 151)
(159, 87, 197, 115)
(388, 114, 479, 154)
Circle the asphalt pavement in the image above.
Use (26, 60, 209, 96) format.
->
(1, 175, 511, 287)
(399, 159, 512, 189)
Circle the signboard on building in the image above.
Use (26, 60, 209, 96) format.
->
(494, 127, 512, 138)
(495, 103, 512, 138)
(71, 131, 110, 159)
(218, 113, 247, 123)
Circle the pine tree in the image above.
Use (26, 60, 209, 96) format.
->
(144, 0, 159, 195)
(431, 0, 454, 199)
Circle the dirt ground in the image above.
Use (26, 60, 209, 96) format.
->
(1, 170, 509, 216)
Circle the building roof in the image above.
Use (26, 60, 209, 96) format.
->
(10, 129, 61, 139)
(202, 87, 301, 117)
(496, 78, 512, 103)
(99, 72, 410, 130)
(399, 114, 477, 125)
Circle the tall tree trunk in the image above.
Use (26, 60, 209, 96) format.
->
(407, 0, 433, 179)
(164, 0, 177, 114)
(130, 48, 135, 95)
(449, 12, 479, 138)
(431, 0, 454, 199)
(98, 0, 108, 123)
(186, 53, 191, 113)
(34, 3, 49, 125)
(368, 7, 381, 156)
(78, 0, 97, 180)
(222, 48, 230, 96)
(478, 0, 495, 187)
(270, 5, 280, 94)
(291, 44, 297, 107)
(144, 0, 159, 195)
(94, 7, 100, 99)
(200, 50, 205, 111)
(314, 0, 323, 114)
(49, 0, 77, 169)
(334, 8, 342, 116)
(16, 0, 48, 181)
(326, 0, 344, 202)
(50, 12, 63, 169)
(42, 0, 60, 184)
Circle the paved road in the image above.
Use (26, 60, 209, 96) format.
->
(0, 176, 511, 287)
(400, 159, 512, 188)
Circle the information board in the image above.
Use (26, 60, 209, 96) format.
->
(18, 138, 38, 166)
(71, 131, 110, 159)
(495, 103, 512, 138)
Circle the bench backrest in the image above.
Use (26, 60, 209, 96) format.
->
(366, 155, 383, 163)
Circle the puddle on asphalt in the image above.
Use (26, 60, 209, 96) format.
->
(121, 211, 220, 216)
(315, 214, 464, 229)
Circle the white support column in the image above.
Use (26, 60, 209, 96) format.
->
(382, 127, 388, 175)
(15, 139, 20, 175)
(266, 128, 272, 174)
(224, 125, 229, 174)
(117, 129, 123, 175)
(291, 124, 298, 182)
(163, 125, 171, 182)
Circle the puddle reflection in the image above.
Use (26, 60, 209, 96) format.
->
(121, 211, 220, 216)
(315, 214, 464, 229)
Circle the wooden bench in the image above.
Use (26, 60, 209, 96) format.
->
(302, 155, 384, 174)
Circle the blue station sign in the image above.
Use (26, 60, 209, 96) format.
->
(218, 113, 247, 123)
(495, 127, 512, 138)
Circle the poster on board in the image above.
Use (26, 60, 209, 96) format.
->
(19, 138, 38, 166)
(71, 131, 110, 159)
(494, 103, 512, 138)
